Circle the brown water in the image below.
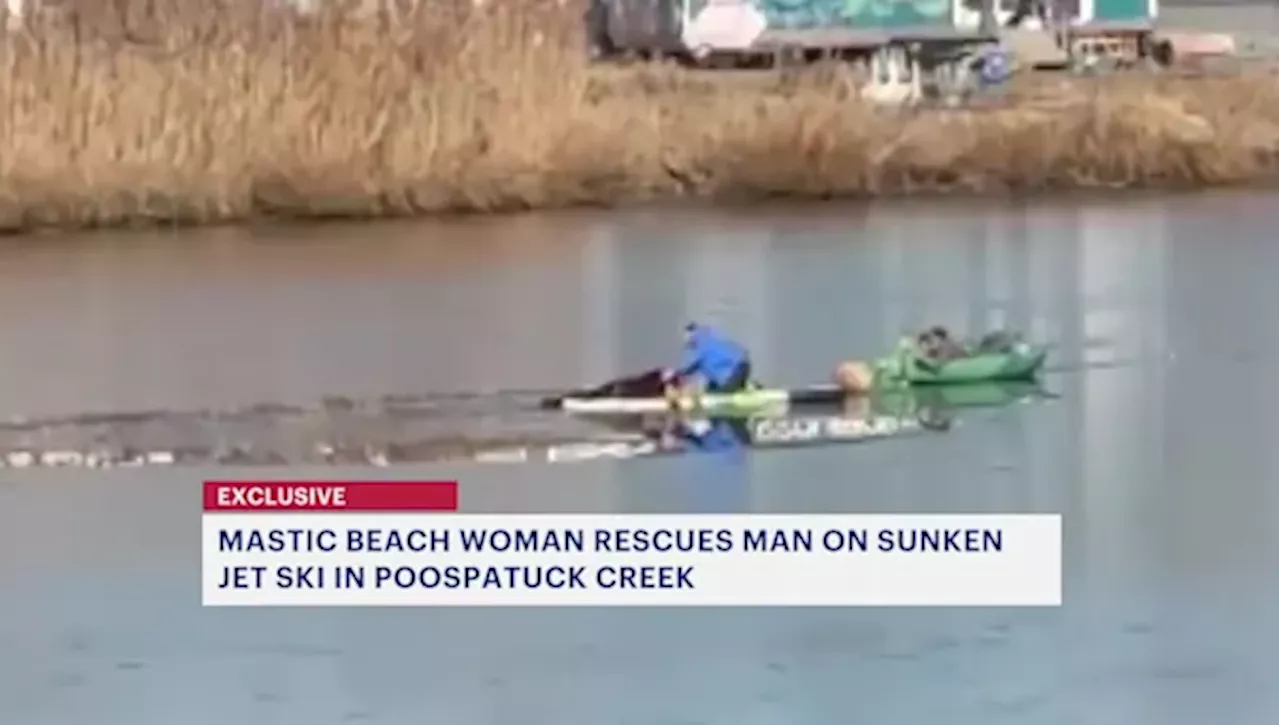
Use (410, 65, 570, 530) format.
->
(0, 191, 1275, 725)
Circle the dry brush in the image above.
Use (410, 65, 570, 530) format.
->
(0, 0, 1272, 231)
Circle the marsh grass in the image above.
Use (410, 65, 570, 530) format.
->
(0, 1, 1273, 231)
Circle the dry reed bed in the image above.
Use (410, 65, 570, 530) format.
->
(0, 3, 1273, 232)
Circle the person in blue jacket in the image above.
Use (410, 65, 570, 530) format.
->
(662, 322, 754, 394)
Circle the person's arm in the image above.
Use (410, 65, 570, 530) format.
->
(671, 345, 702, 379)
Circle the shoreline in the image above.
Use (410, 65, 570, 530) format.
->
(4, 169, 1274, 236)
(0, 8, 1273, 234)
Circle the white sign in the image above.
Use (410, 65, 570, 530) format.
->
(204, 512, 1062, 607)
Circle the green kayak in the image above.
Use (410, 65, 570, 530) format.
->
(874, 335, 1048, 386)
(868, 380, 1047, 430)
(872, 380, 1045, 413)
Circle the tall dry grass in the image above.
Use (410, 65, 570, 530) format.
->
(0, 1, 1273, 231)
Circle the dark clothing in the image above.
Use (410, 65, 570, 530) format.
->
(576, 369, 665, 399)
(705, 361, 752, 394)
(542, 368, 665, 408)
(918, 327, 967, 362)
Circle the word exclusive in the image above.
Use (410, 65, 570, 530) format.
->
(204, 480, 458, 512)
(202, 482, 1062, 607)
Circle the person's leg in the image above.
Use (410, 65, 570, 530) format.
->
(543, 368, 665, 408)
(622, 369, 666, 397)
(713, 361, 751, 393)
(593, 369, 665, 397)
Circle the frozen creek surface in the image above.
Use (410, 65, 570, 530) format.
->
(0, 191, 1274, 725)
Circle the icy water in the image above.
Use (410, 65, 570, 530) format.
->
(0, 191, 1275, 725)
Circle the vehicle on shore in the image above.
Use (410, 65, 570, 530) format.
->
(585, 0, 1165, 102)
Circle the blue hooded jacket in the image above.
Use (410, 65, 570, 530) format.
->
(673, 324, 749, 388)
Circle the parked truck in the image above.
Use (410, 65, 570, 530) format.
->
(586, 0, 994, 63)
(585, 0, 1163, 93)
